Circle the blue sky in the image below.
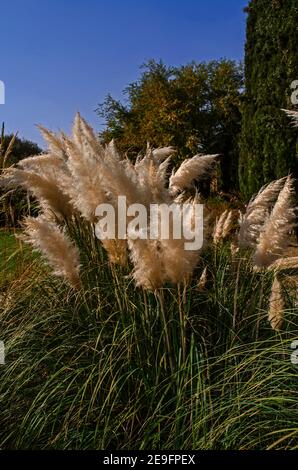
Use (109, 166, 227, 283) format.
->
(0, 0, 248, 147)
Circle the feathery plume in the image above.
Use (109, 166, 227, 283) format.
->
(197, 266, 207, 291)
(106, 139, 122, 162)
(127, 238, 166, 290)
(152, 146, 177, 163)
(222, 210, 234, 238)
(17, 153, 64, 171)
(213, 209, 229, 244)
(20, 216, 81, 289)
(134, 151, 171, 206)
(6, 167, 73, 219)
(268, 256, 298, 272)
(282, 275, 298, 305)
(253, 176, 297, 268)
(61, 132, 107, 221)
(238, 177, 286, 248)
(102, 239, 127, 266)
(37, 126, 67, 160)
(156, 156, 172, 186)
(283, 246, 298, 258)
(161, 194, 203, 284)
(72, 113, 104, 161)
(169, 154, 218, 194)
(230, 240, 240, 258)
(268, 276, 284, 331)
(1, 114, 214, 282)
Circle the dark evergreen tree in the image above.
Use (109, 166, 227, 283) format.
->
(0, 126, 42, 227)
(239, 0, 298, 199)
(1, 134, 42, 165)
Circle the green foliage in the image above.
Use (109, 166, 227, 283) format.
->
(0, 226, 297, 449)
(97, 59, 243, 191)
(0, 230, 33, 287)
(239, 0, 298, 199)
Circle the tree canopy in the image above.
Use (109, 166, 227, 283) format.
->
(97, 59, 243, 191)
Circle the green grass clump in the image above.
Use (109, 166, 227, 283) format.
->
(0, 227, 297, 450)
(0, 230, 36, 287)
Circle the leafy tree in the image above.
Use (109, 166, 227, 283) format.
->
(97, 59, 243, 190)
(239, 0, 298, 199)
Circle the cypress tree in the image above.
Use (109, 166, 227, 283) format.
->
(239, 0, 298, 199)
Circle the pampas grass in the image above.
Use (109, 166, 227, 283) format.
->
(20, 215, 81, 289)
(1, 114, 218, 290)
(236, 169, 298, 331)
(152, 146, 177, 163)
(169, 154, 219, 194)
(197, 266, 207, 291)
(253, 176, 296, 268)
(269, 256, 298, 271)
(1, 110, 298, 449)
(238, 177, 286, 248)
(160, 195, 204, 285)
(2, 111, 298, 308)
(222, 210, 235, 238)
(5, 167, 74, 220)
(37, 125, 68, 160)
(268, 276, 284, 331)
(213, 210, 227, 244)
(127, 238, 166, 289)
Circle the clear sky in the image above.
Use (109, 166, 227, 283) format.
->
(0, 0, 248, 147)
